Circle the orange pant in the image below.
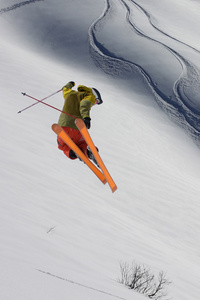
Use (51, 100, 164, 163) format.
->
(57, 127, 87, 160)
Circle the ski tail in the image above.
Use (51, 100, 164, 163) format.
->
(52, 124, 107, 185)
(75, 119, 117, 193)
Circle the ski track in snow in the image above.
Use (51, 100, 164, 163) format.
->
(0, 0, 43, 14)
(38, 270, 127, 300)
(89, 0, 200, 145)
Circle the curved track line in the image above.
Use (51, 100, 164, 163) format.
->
(130, 0, 200, 55)
(88, 0, 200, 144)
(125, 0, 200, 135)
(121, 0, 200, 130)
(88, 0, 136, 78)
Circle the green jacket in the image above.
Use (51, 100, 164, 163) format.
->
(58, 82, 96, 130)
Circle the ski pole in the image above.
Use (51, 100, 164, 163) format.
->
(20, 92, 76, 118)
(18, 89, 62, 114)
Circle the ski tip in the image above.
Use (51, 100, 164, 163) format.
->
(112, 185, 118, 193)
(103, 178, 107, 185)
(52, 123, 60, 133)
(52, 123, 57, 129)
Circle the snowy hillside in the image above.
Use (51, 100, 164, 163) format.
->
(0, 0, 200, 299)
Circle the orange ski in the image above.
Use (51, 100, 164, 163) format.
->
(75, 119, 117, 193)
(52, 124, 107, 185)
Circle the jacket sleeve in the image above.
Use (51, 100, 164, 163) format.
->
(78, 85, 96, 119)
(62, 81, 75, 99)
(80, 100, 92, 119)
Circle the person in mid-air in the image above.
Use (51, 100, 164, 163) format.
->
(56, 81, 103, 161)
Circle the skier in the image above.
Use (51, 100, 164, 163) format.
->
(56, 81, 102, 161)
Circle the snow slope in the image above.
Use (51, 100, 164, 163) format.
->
(0, 0, 200, 299)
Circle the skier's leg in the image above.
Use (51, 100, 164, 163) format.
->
(75, 131, 88, 156)
(57, 127, 77, 160)
(56, 127, 96, 160)
(76, 130, 99, 166)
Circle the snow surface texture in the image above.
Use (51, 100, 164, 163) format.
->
(0, 0, 200, 299)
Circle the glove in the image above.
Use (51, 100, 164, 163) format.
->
(62, 81, 75, 90)
(69, 81, 75, 87)
(83, 117, 91, 129)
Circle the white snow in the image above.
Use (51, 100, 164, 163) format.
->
(0, 0, 200, 300)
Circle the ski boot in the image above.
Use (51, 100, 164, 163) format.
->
(87, 146, 100, 168)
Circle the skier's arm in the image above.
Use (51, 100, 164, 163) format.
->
(62, 81, 75, 99)
(80, 100, 92, 119)
(79, 100, 92, 129)
(78, 85, 96, 128)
